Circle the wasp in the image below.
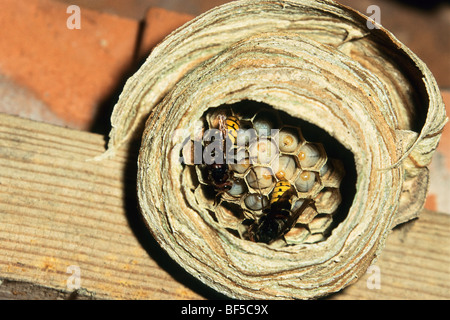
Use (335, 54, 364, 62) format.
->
(205, 113, 240, 195)
(220, 115, 240, 145)
(248, 179, 310, 244)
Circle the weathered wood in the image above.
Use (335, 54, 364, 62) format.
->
(0, 113, 448, 299)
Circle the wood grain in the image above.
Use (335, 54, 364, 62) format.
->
(0, 113, 448, 299)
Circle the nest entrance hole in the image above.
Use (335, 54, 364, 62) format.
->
(181, 100, 356, 246)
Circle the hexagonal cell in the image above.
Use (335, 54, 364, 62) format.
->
(220, 192, 241, 204)
(273, 155, 297, 181)
(251, 109, 281, 137)
(319, 160, 329, 176)
(291, 198, 305, 211)
(242, 193, 269, 213)
(308, 214, 333, 234)
(277, 126, 304, 154)
(297, 142, 327, 170)
(229, 148, 251, 175)
(303, 233, 327, 244)
(320, 159, 345, 188)
(284, 225, 310, 245)
(294, 170, 318, 193)
(248, 138, 279, 165)
(314, 187, 342, 214)
(245, 166, 275, 193)
(296, 205, 319, 225)
(226, 178, 247, 198)
(234, 124, 257, 148)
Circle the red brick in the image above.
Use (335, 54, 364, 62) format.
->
(424, 193, 437, 212)
(0, 0, 139, 129)
(139, 7, 194, 60)
(437, 90, 450, 169)
(427, 89, 450, 213)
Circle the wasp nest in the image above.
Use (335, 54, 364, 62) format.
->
(103, 0, 447, 300)
(181, 105, 345, 246)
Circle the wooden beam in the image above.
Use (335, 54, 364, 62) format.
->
(0, 113, 449, 299)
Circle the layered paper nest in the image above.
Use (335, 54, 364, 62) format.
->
(104, 0, 447, 299)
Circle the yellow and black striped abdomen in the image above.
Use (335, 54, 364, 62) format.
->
(226, 116, 240, 144)
(270, 180, 294, 205)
